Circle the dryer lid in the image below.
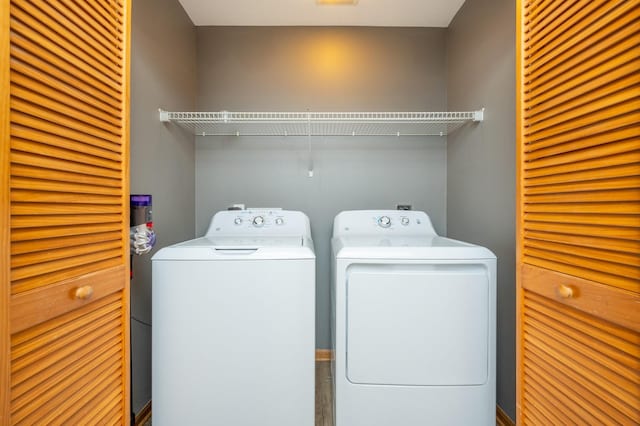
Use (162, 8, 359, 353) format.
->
(333, 235, 495, 260)
(336, 236, 459, 247)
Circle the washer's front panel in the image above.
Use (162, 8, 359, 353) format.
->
(346, 264, 489, 386)
(153, 259, 315, 426)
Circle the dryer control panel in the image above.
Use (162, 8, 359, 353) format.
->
(333, 210, 437, 237)
(206, 209, 311, 237)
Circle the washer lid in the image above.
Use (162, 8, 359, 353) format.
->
(178, 236, 304, 249)
(152, 236, 315, 261)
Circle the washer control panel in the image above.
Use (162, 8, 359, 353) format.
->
(206, 209, 309, 236)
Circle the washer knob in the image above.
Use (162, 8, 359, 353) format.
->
(401, 217, 410, 226)
(275, 217, 284, 226)
(234, 217, 243, 225)
(252, 216, 265, 227)
(378, 216, 391, 228)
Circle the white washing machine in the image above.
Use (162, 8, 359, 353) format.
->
(152, 209, 315, 426)
(331, 210, 496, 426)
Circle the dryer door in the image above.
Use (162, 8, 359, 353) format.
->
(346, 263, 489, 386)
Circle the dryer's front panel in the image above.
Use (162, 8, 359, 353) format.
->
(346, 264, 489, 386)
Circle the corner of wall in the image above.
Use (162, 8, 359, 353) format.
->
(444, 0, 517, 419)
(129, 0, 198, 414)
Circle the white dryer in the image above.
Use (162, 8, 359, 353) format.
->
(331, 210, 496, 426)
(152, 209, 315, 426)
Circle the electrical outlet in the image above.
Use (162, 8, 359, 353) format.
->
(396, 204, 412, 211)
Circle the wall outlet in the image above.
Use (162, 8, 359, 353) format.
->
(396, 204, 412, 211)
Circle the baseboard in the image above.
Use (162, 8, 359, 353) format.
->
(134, 401, 152, 426)
(315, 349, 333, 361)
(496, 405, 515, 426)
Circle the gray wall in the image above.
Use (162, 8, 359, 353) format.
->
(130, 0, 196, 414)
(195, 27, 448, 349)
(446, 0, 516, 419)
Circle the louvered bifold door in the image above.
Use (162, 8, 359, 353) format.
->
(517, 0, 640, 424)
(5, 0, 131, 424)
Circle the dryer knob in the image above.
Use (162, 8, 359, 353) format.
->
(378, 216, 392, 228)
(234, 217, 243, 225)
(275, 217, 284, 225)
(401, 217, 410, 226)
(252, 216, 265, 227)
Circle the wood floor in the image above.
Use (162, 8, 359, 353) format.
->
(315, 361, 334, 426)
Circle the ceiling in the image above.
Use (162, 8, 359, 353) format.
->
(178, 0, 467, 27)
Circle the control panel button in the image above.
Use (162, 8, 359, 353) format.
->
(234, 217, 243, 225)
(275, 217, 284, 225)
(401, 217, 410, 226)
(252, 216, 265, 227)
(378, 216, 391, 228)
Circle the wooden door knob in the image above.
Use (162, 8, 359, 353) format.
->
(557, 284, 574, 299)
(75, 285, 94, 300)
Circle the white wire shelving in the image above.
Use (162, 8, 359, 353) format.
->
(158, 109, 484, 137)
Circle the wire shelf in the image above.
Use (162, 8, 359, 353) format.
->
(159, 110, 484, 137)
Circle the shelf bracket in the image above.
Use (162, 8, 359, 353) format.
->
(159, 109, 170, 122)
(473, 108, 485, 122)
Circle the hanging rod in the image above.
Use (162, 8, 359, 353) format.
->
(158, 109, 484, 137)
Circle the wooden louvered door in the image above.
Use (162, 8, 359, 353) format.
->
(516, 0, 640, 424)
(1, 0, 131, 424)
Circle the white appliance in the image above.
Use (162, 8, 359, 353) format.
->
(331, 210, 496, 426)
(152, 209, 315, 426)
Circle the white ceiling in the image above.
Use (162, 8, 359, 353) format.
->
(178, 0, 467, 27)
